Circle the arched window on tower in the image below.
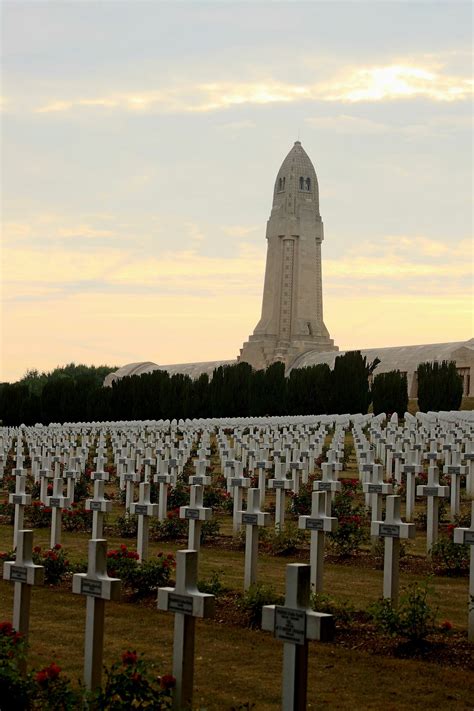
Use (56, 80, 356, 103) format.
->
(299, 176, 304, 190)
(278, 177, 282, 191)
(306, 177, 311, 191)
(282, 177, 286, 189)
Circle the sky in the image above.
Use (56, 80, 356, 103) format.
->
(1, 0, 472, 383)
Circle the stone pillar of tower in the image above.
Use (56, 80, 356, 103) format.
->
(239, 141, 338, 371)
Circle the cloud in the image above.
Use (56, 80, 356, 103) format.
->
(324, 236, 472, 292)
(29, 60, 471, 116)
(322, 64, 472, 103)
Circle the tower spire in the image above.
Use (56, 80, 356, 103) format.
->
(239, 141, 337, 370)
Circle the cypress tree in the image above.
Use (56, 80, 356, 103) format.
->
(371, 370, 408, 418)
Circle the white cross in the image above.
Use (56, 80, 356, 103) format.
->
(9, 474, 31, 549)
(3, 529, 44, 655)
(313, 462, 341, 504)
(400, 450, 421, 521)
(298, 491, 338, 592)
(443, 458, 468, 520)
(453, 500, 474, 641)
(72, 539, 121, 691)
(158, 550, 215, 710)
(130, 481, 159, 561)
(254, 459, 271, 507)
(362, 464, 393, 524)
(154, 459, 177, 521)
(268, 463, 292, 530)
(179, 484, 212, 552)
(45, 477, 72, 547)
(287, 461, 304, 495)
(123, 461, 141, 513)
(371, 495, 416, 604)
(416, 465, 449, 552)
(237, 488, 271, 590)
(227, 462, 251, 533)
(262, 563, 334, 710)
(64, 468, 80, 501)
(85, 479, 112, 538)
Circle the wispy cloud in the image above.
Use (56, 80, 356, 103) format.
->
(29, 60, 471, 116)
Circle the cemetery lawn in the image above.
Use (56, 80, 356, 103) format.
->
(1, 525, 473, 710)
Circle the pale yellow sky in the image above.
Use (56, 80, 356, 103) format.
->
(1, 2, 472, 382)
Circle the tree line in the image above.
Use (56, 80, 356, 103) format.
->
(0, 355, 463, 426)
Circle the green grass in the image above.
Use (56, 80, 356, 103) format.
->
(1, 434, 473, 709)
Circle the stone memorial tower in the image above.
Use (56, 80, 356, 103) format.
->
(239, 141, 338, 370)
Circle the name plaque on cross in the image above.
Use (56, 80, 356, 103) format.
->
(12, 495, 23, 505)
(123, 473, 136, 482)
(155, 476, 169, 484)
(274, 606, 307, 645)
(168, 593, 193, 615)
(89, 501, 102, 511)
(80, 579, 103, 597)
(317, 482, 331, 491)
(305, 518, 324, 531)
(134, 505, 148, 516)
(185, 509, 199, 520)
(447, 466, 460, 474)
(272, 480, 286, 489)
(425, 487, 440, 496)
(10, 566, 28, 583)
(50, 498, 60, 507)
(463, 531, 474, 545)
(192, 477, 204, 485)
(242, 513, 258, 525)
(367, 484, 383, 494)
(380, 524, 400, 538)
(403, 465, 416, 473)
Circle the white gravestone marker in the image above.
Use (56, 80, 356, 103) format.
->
(85, 479, 112, 538)
(268, 466, 293, 530)
(371, 495, 415, 605)
(313, 462, 341, 505)
(3, 529, 44, 670)
(362, 464, 393, 526)
(158, 550, 215, 710)
(123, 460, 141, 513)
(298, 491, 338, 592)
(45, 477, 71, 548)
(453, 500, 474, 641)
(154, 460, 177, 521)
(72, 539, 121, 691)
(64, 468, 80, 502)
(262, 563, 334, 711)
(179, 485, 212, 552)
(130, 482, 159, 561)
(237, 488, 271, 590)
(9, 474, 31, 549)
(416, 465, 449, 552)
(255, 460, 271, 507)
(400, 451, 420, 522)
(228, 463, 251, 534)
(443, 456, 468, 520)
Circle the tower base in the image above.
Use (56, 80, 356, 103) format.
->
(239, 334, 338, 371)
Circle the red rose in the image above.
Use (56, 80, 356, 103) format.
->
(121, 650, 138, 666)
(160, 673, 176, 690)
